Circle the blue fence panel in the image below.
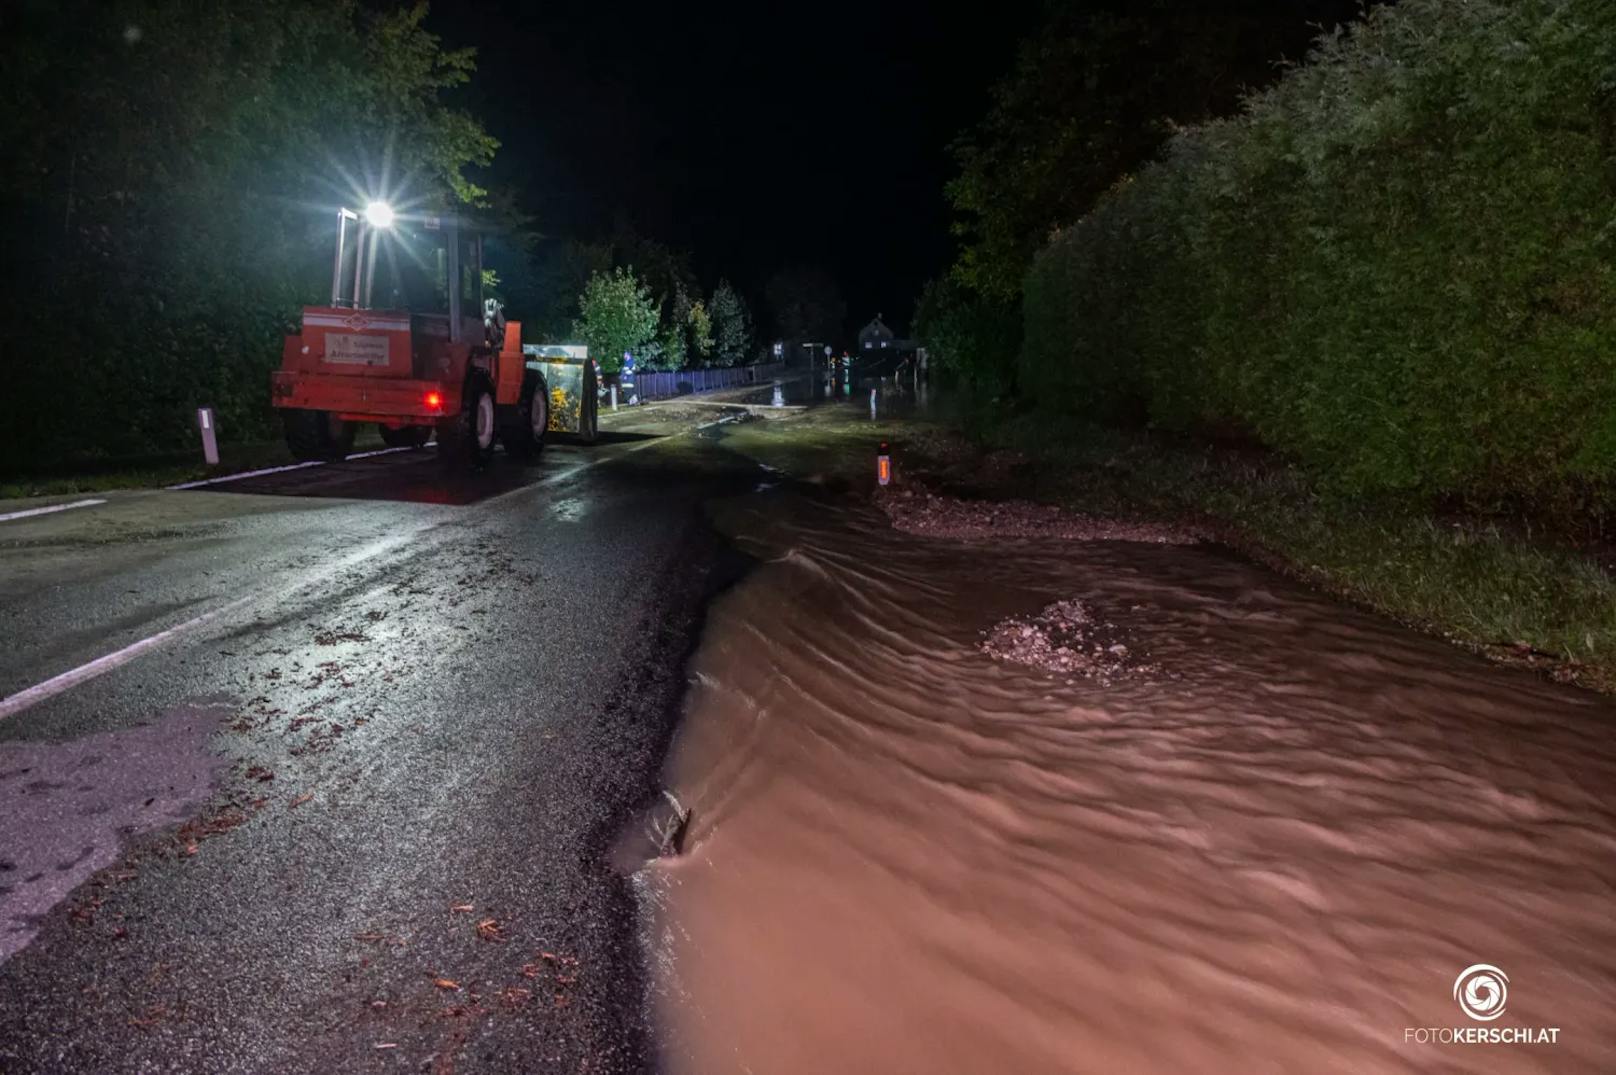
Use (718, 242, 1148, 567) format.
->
(629, 364, 785, 401)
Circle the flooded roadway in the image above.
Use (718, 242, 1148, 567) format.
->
(636, 487, 1616, 1072)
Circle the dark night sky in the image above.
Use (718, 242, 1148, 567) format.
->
(429, 1, 1359, 334)
(431, 0, 1043, 330)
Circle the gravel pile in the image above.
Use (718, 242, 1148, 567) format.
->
(980, 599, 1156, 683)
(876, 486, 1200, 545)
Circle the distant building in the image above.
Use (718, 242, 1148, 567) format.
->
(858, 314, 918, 373)
(859, 314, 896, 353)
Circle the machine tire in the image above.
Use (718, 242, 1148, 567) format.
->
(283, 409, 353, 462)
(283, 411, 323, 461)
(504, 372, 550, 460)
(575, 364, 599, 445)
(330, 419, 356, 459)
(380, 424, 431, 449)
(438, 376, 496, 468)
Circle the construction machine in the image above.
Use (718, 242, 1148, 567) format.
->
(271, 203, 598, 465)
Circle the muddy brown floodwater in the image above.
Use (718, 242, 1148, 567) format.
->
(635, 489, 1616, 1074)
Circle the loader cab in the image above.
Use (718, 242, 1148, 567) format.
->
(275, 202, 595, 465)
(329, 206, 485, 347)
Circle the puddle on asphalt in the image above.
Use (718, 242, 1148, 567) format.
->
(0, 700, 230, 963)
(635, 489, 1616, 1072)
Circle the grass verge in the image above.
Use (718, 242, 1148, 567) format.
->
(0, 431, 386, 502)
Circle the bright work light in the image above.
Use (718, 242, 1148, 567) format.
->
(363, 200, 395, 229)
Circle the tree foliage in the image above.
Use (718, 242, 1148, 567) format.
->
(487, 237, 612, 342)
(574, 267, 660, 376)
(709, 280, 754, 366)
(946, 1, 1349, 302)
(649, 283, 690, 372)
(0, 0, 496, 464)
(529, 226, 740, 372)
(609, 226, 699, 313)
(765, 266, 846, 343)
(912, 278, 1021, 396)
(648, 286, 716, 370)
(1020, 0, 1616, 507)
(687, 300, 714, 366)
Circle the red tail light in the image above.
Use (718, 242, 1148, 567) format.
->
(424, 391, 443, 410)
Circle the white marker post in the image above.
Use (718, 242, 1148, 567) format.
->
(196, 407, 219, 466)
(611, 385, 619, 412)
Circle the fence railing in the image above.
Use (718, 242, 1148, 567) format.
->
(628, 364, 785, 401)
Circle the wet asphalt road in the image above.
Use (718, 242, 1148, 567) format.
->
(0, 421, 755, 1073)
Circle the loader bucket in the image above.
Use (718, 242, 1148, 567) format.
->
(523, 344, 592, 434)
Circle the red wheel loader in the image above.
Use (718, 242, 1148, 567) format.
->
(271, 204, 598, 466)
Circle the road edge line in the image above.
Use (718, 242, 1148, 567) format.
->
(167, 446, 413, 490)
(0, 498, 106, 524)
(0, 597, 248, 721)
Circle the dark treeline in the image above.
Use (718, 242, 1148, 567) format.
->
(919, 0, 1616, 515)
(0, 0, 497, 464)
(0, 1, 782, 468)
(916, 0, 1359, 398)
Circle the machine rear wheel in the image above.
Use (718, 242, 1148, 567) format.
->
(438, 376, 496, 468)
(379, 424, 431, 449)
(575, 365, 599, 445)
(283, 410, 354, 462)
(503, 373, 549, 460)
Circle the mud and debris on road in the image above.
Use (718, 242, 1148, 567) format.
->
(876, 482, 1200, 544)
(979, 597, 1160, 683)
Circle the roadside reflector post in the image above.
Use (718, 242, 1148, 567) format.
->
(196, 406, 219, 466)
(870, 387, 878, 418)
(877, 441, 891, 486)
(610, 385, 619, 412)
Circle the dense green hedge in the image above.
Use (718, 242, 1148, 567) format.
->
(911, 277, 1022, 397)
(1023, 0, 1616, 504)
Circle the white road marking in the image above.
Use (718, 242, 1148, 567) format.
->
(0, 530, 415, 722)
(168, 460, 322, 490)
(347, 446, 415, 461)
(0, 498, 106, 524)
(167, 446, 413, 490)
(0, 596, 251, 720)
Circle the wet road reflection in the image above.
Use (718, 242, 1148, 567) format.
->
(180, 433, 659, 505)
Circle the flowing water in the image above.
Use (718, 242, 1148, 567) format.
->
(636, 489, 1616, 1073)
